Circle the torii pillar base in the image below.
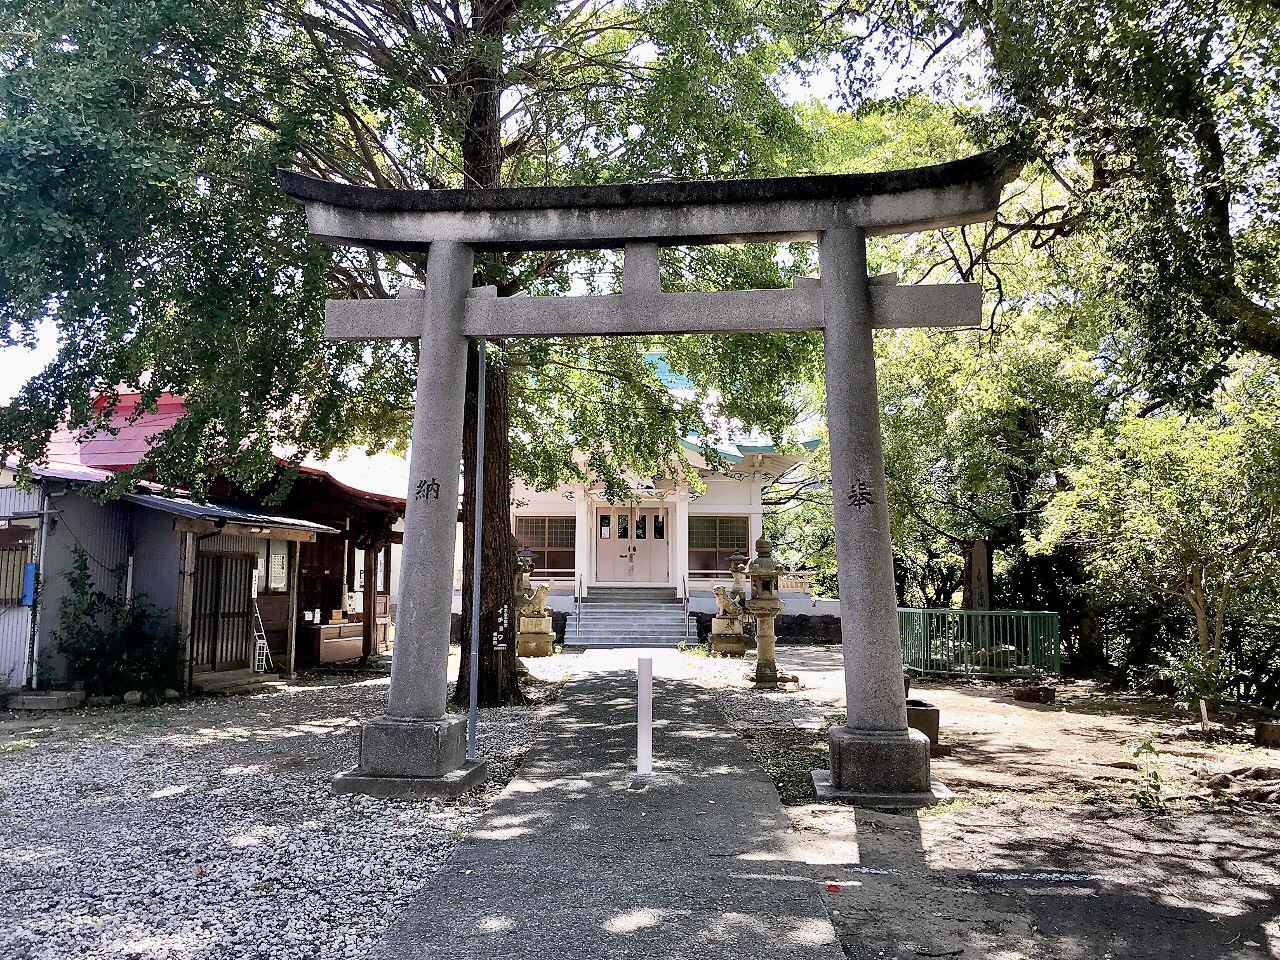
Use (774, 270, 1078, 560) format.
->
(812, 726, 951, 808)
(333, 716, 488, 799)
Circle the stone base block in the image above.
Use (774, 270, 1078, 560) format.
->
(811, 770, 953, 808)
(905, 700, 952, 758)
(352, 714, 467, 779)
(334, 760, 488, 800)
(1257, 721, 1280, 749)
(519, 615, 553, 635)
(710, 637, 746, 657)
(1013, 685, 1056, 704)
(516, 632, 556, 657)
(7, 690, 86, 710)
(906, 699, 939, 742)
(711, 616, 744, 636)
(748, 662, 800, 690)
(822, 725, 934, 802)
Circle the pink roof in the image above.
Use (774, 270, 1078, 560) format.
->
(45, 393, 184, 470)
(43, 392, 407, 505)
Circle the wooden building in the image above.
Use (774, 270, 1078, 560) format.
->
(13, 389, 410, 685)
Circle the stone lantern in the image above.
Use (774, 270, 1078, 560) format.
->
(746, 534, 797, 689)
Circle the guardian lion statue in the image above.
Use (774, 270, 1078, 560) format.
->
(713, 584, 743, 618)
(520, 583, 551, 619)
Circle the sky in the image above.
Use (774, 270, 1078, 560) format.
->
(1, 321, 58, 403)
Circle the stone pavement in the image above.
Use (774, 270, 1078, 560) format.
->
(380, 654, 845, 960)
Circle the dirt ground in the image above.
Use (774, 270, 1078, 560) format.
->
(760, 645, 1280, 960)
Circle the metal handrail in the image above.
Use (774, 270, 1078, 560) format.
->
(897, 607, 1061, 676)
(575, 575, 581, 639)
(682, 575, 690, 639)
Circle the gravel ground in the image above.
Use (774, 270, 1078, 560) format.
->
(0, 659, 563, 960)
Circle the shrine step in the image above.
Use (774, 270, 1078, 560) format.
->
(584, 587, 679, 604)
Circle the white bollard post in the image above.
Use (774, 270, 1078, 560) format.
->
(637, 657, 653, 776)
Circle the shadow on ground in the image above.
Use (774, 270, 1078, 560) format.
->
(829, 803, 1280, 960)
(379, 669, 844, 960)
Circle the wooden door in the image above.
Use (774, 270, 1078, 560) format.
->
(192, 553, 255, 672)
(631, 506, 669, 583)
(594, 506, 669, 584)
(595, 507, 632, 582)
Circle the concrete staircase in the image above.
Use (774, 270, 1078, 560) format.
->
(192, 668, 283, 697)
(566, 587, 692, 648)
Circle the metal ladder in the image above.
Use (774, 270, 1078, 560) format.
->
(252, 599, 274, 673)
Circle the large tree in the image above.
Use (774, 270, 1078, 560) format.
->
(0, 0, 826, 704)
(820, 0, 1280, 393)
(1038, 361, 1280, 667)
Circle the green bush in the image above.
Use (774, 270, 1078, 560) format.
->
(53, 547, 182, 698)
(1163, 646, 1236, 710)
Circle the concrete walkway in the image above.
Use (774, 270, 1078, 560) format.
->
(380, 655, 844, 960)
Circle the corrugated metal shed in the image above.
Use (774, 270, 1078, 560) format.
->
(11, 460, 339, 536)
(120, 492, 338, 535)
(0, 486, 41, 516)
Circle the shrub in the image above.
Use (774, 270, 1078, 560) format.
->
(1163, 646, 1236, 710)
(53, 547, 182, 698)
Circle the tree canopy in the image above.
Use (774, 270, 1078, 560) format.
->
(4, 0, 1280, 707)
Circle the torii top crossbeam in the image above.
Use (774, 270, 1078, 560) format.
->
(280, 151, 1018, 341)
(279, 150, 1016, 251)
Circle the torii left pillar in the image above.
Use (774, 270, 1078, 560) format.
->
(333, 241, 487, 798)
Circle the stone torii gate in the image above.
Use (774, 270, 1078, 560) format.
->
(281, 151, 1018, 805)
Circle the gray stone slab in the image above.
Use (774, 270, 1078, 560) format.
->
(333, 760, 488, 800)
(873, 282, 982, 328)
(825, 725, 932, 795)
(325, 281, 980, 341)
(326, 297, 420, 340)
(377, 672, 844, 960)
(357, 715, 468, 779)
(6, 690, 85, 710)
(280, 151, 1018, 250)
(811, 770, 953, 809)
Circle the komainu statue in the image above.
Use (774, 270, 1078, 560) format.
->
(713, 584, 743, 618)
(520, 583, 551, 619)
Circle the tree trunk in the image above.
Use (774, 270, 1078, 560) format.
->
(1187, 567, 1211, 658)
(1072, 591, 1105, 675)
(892, 556, 908, 606)
(450, 5, 524, 707)
(961, 540, 993, 610)
(454, 342, 525, 707)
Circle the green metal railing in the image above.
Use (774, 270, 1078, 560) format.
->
(898, 608, 1061, 676)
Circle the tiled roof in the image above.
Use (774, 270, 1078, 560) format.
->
(44, 397, 184, 470)
(679, 435, 820, 464)
(292, 450, 409, 503)
(645, 349, 817, 463)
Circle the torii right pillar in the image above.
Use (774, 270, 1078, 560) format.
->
(815, 225, 942, 806)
